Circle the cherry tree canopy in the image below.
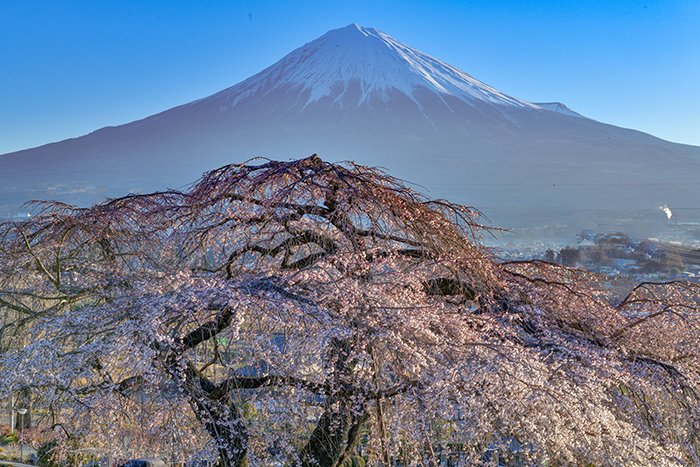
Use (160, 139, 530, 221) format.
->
(1, 156, 699, 466)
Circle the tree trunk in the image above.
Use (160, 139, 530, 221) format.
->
(300, 338, 369, 466)
(166, 353, 250, 467)
(189, 395, 249, 467)
(299, 400, 369, 467)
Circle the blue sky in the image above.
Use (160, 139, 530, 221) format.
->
(1, 0, 698, 153)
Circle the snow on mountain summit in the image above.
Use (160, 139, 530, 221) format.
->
(214, 24, 537, 110)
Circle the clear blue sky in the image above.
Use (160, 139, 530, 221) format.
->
(1, 0, 698, 154)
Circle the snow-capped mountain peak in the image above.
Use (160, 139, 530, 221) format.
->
(215, 24, 537, 110)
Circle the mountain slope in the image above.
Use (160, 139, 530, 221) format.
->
(1, 24, 699, 241)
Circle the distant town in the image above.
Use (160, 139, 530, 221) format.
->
(498, 230, 700, 284)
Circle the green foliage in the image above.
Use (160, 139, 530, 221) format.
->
(0, 431, 18, 444)
(37, 439, 60, 467)
(618, 382, 631, 396)
(242, 401, 258, 419)
(340, 455, 366, 467)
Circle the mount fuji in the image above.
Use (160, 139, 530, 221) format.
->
(2, 24, 699, 240)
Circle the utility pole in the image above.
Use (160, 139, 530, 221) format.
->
(18, 407, 28, 462)
(9, 394, 15, 433)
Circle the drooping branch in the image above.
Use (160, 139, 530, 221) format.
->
(212, 375, 329, 400)
(181, 306, 237, 350)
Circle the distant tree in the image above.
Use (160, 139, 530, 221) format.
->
(543, 248, 556, 263)
(1, 156, 699, 466)
(660, 250, 686, 275)
(588, 246, 609, 266)
(557, 246, 581, 266)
